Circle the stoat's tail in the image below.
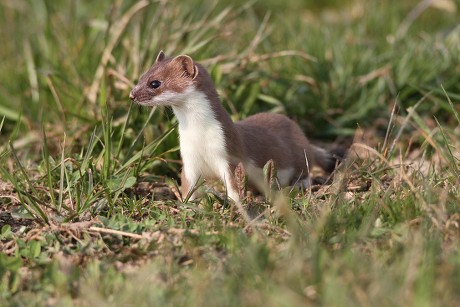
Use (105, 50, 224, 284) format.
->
(313, 145, 346, 173)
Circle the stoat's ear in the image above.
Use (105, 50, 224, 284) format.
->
(171, 55, 199, 80)
(155, 50, 166, 63)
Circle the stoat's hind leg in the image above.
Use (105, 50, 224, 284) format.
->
(292, 175, 312, 190)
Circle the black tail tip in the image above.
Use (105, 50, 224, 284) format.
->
(325, 147, 347, 173)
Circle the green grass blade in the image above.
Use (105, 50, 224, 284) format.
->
(101, 103, 112, 181)
(58, 135, 66, 212)
(41, 124, 57, 209)
(7, 142, 49, 224)
(441, 84, 460, 125)
(116, 101, 134, 160)
(434, 116, 459, 177)
(123, 106, 157, 164)
(76, 127, 99, 184)
(117, 123, 177, 174)
(0, 116, 4, 134)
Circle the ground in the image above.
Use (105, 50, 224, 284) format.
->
(0, 0, 459, 306)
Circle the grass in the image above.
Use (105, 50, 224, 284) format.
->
(0, 0, 459, 305)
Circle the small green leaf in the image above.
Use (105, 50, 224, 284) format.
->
(123, 176, 137, 189)
(29, 240, 42, 258)
(0, 253, 23, 274)
(107, 175, 136, 192)
(11, 207, 35, 220)
(1, 225, 12, 240)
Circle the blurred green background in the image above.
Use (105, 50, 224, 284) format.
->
(0, 0, 459, 162)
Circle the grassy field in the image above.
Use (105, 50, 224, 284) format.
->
(1, 0, 459, 305)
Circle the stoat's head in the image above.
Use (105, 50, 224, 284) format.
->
(129, 51, 199, 106)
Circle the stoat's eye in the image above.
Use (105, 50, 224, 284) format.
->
(149, 80, 161, 89)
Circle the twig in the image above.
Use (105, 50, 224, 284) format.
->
(89, 226, 144, 239)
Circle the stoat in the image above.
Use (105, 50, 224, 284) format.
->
(130, 51, 338, 202)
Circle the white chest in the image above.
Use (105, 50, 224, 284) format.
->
(172, 90, 229, 181)
(178, 122, 228, 178)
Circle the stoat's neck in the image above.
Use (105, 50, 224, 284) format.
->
(171, 87, 224, 130)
